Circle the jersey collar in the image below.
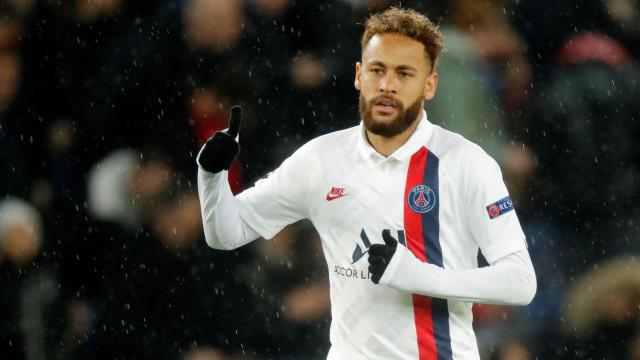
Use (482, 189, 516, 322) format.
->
(357, 110, 433, 163)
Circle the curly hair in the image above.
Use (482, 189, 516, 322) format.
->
(361, 7, 445, 71)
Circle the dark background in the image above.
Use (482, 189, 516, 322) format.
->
(1, 0, 640, 359)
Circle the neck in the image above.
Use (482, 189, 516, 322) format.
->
(366, 110, 423, 157)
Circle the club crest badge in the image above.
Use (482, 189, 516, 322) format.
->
(407, 185, 437, 214)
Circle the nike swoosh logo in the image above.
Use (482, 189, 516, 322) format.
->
(326, 193, 349, 201)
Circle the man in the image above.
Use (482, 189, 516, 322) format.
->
(197, 7, 536, 360)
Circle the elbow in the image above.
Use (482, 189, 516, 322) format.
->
(514, 268, 537, 306)
(204, 234, 224, 250)
(200, 205, 241, 250)
(515, 279, 537, 306)
(203, 226, 238, 251)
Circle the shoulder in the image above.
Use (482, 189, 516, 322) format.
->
(431, 125, 493, 162)
(279, 125, 360, 170)
(293, 125, 360, 158)
(430, 124, 501, 177)
(303, 125, 359, 149)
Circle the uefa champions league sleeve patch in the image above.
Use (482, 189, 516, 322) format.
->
(486, 196, 514, 219)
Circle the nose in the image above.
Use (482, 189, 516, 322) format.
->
(378, 72, 398, 94)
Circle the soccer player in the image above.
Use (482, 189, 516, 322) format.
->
(197, 7, 536, 360)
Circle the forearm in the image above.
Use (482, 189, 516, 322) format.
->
(379, 248, 536, 305)
(197, 167, 260, 250)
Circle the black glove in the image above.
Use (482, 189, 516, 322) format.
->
(368, 229, 398, 284)
(197, 105, 242, 173)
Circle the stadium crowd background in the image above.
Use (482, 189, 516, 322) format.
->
(1, 0, 640, 359)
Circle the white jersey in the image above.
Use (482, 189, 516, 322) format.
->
(204, 111, 529, 359)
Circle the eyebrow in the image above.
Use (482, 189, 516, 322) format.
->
(367, 61, 419, 72)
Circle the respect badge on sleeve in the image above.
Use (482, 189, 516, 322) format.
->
(486, 196, 514, 219)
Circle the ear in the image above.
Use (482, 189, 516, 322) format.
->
(423, 72, 438, 100)
(354, 62, 362, 91)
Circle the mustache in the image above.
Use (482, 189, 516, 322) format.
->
(370, 94, 402, 108)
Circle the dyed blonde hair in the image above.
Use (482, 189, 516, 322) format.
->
(362, 7, 445, 71)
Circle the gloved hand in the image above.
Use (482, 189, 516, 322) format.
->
(196, 105, 242, 173)
(368, 229, 398, 284)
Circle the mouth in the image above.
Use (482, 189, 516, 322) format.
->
(373, 96, 399, 115)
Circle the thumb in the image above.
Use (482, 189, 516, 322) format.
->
(381, 229, 398, 247)
(227, 105, 242, 138)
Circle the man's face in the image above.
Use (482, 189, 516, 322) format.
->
(355, 34, 438, 138)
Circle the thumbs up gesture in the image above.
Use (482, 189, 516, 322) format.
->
(368, 229, 399, 284)
(197, 105, 242, 173)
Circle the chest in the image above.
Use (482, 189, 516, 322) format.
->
(313, 160, 404, 226)
(308, 156, 458, 253)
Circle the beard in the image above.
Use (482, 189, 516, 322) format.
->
(359, 93, 424, 138)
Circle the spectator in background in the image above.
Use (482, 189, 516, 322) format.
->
(183, 0, 243, 52)
(85, 0, 253, 176)
(243, 0, 361, 171)
(0, 0, 637, 358)
(448, 0, 532, 119)
(3, 0, 35, 20)
(0, 50, 29, 196)
(182, 346, 228, 360)
(526, 32, 640, 273)
(0, 6, 42, 199)
(78, 0, 195, 172)
(20, 0, 127, 173)
(563, 257, 640, 359)
(604, 0, 640, 57)
(0, 197, 61, 360)
(426, 23, 508, 163)
(86, 160, 253, 359)
(427, 0, 537, 195)
(242, 221, 331, 359)
(0, 3, 24, 50)
(182, 0, 253, 93)
(183, 0, 274, 184)
(21, 0, 199, 177)
(0, 198, 42, 268)
(11, 148, 177, 360)
(491, 340, 531, 360)
(241, 0, 300, 177)
(515, 0, 640, 77)
(87, 148, 174, 231)
(32, 117, 104, 318)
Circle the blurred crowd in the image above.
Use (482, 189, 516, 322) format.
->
(1, 0, 640, 359)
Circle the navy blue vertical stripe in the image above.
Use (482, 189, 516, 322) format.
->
(421, 151, 453, 360)
(398, 230, 406, 247)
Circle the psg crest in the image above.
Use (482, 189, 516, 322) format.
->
(407, 185, 436, 214)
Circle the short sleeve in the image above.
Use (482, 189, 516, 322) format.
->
(235, 143, 314, 240)
(461, 147, 527, 263)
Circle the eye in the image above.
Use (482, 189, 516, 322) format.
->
(398, 71, 413, 78)
(370, 68, 384, 75)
